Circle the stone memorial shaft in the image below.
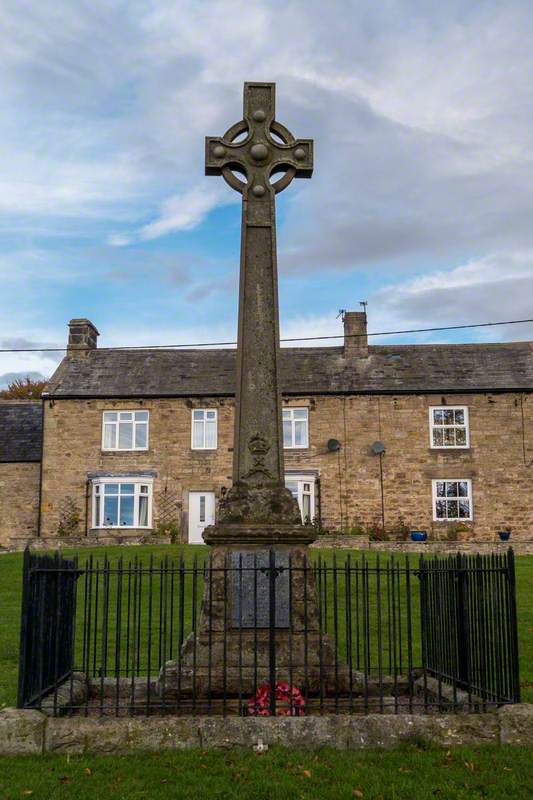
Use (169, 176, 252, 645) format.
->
(204, 81, 314, 539)
(158, 84, 348, 704)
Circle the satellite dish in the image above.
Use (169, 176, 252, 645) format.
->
(327, 438, 342, 452)
(371, 441, 386, 455)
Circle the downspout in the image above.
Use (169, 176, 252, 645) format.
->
(36, 396, 46, 537)
(84, 478, 91, 537)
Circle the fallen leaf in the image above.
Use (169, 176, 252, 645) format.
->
(353, 791, 364, 798)
(84, 768, 92, 776)
(58, 777, 71, 785)
(464, 762, 475, 772)
(302, 770, 312, 778)
(22, 792, 33, 797)
(503, 767, 513, 772)
(399, 767, 410, 774)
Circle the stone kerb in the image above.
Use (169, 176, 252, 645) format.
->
(1, 705, 532, 755)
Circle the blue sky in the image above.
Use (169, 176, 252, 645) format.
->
(1, 0, 533, 386)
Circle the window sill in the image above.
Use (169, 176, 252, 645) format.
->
(191, 448, 218, 453)
(429, 448, 471, 454)
(284, 447, 310, 451)
(91, 526, 152, 531)
(101, 449, 150, 454)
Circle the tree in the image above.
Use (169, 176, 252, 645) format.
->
(0, 376, 48, 399)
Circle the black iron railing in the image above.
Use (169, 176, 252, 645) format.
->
(18, 548, 520, 716)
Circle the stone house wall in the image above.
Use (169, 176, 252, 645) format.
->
(0, 462, 40, 547)
(38, 391, 532, 542)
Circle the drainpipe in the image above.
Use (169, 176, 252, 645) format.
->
(36, 396, 46, 537)
(84, 479, 91, 537)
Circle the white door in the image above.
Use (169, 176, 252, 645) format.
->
(188, 491, 215, 543)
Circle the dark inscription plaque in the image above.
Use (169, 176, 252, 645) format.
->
(231, 550, 290, 628)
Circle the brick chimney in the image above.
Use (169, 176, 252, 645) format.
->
(67, 319, 99, 356)
(343, 311, 368, 358)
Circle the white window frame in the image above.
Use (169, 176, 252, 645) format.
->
(285, 474, 316, 522)
(101, 410, 149, 452)
(432, 479, 473, 522)
(429, 406, 469, 449)
(283, 407, 309, 449)
(92, 477, 153, 529)
(191, 408, 218, 450)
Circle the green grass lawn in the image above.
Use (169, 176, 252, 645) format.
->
(1, 545, 532, 709)
(1, 745, 533, 799)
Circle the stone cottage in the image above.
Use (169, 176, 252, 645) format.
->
(0, 401, 42, 546)
(1, 313, 531, 548)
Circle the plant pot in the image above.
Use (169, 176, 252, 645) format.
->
(498, 531, 511, 542)
(410, 530, 427, 542)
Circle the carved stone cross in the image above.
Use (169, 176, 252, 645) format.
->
(204, 82, 314, 535)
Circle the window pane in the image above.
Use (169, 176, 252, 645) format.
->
(206, 410, 216, 420)
(103, 496, 118, 526)
(119, 495, 134, 526)
(458, 481, 469, 497)
(199, 495, 205, 523)
(294, 421, 307, 446)
(283, 420, 292, 447)
(193, 410, 204, 421)
(432, 429, 444, 446)
(94, 494, 100, 526)
(446, 482, 458, 497)
(293, 409, 307, 420)
(443, 429, 455, 446)
(139, 495, 149, 526)
(104, 483, 119, 494)
(456, 429, 467, 446)
(119, 484, 135, 494)
(443, 410, 454, 425)
(285, 481, 298, 497)
(103, 424, 116, 449)
(119, 411, 133, 420)
(282, 409, 290, 421)
(103, 412, 118, 422)
(302, 494, 311, 522)
(447, 500, 458, 518)
(135, 411, 149, 421)
(435, 499, 446, 518)
(436, 482, 445, 498)
(459, 499, 470, 518)
(454, 409, 465, 425)
(193, 421, 204, 448)
(140, 485, 149, 494)
(118, 422, 133, 449)
(205, 420, 217, 448)
(135, 423, 147, 448)
(433, 409, 443, 424)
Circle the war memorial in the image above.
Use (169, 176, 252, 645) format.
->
(2, 83, 526, 755)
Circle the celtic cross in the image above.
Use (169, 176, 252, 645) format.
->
(205, 82, 313, 526)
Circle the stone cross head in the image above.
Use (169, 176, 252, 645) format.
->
(206, 82, 313, 223)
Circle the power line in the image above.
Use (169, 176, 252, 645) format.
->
(0, 317, 532, 354)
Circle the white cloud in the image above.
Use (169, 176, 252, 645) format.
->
(367, 252, 533, 342)
(139, 184, 235, 240)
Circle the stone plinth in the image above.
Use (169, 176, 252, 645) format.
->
(157, 536, 349, 704)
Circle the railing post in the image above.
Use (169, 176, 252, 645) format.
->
(455, 553, 469, 687)
(268, 548, 277, 716)
(507, 548, 521, 702)
(17, 547, 32, 708)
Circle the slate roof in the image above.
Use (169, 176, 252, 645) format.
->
(45, 342, 533, 398)
(0, 402, 42, 462)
